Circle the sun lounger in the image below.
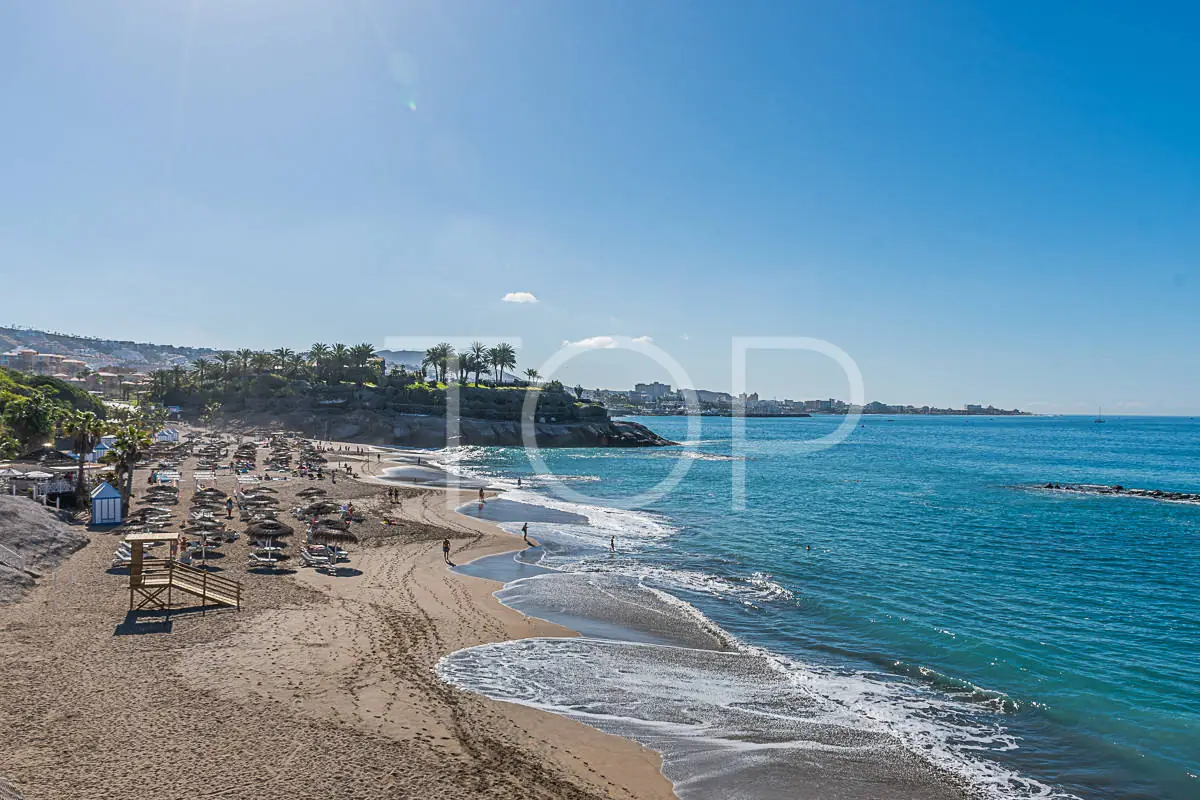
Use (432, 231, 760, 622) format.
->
(300, 550, 330, 568)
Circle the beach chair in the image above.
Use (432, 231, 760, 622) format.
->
(299, 550, 330, 569)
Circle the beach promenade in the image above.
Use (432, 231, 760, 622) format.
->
(0, 437, 673, 800)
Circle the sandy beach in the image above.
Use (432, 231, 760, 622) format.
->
(0, 435, 675, 800)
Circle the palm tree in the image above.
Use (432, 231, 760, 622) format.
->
(250, 351, 274, 374)
(328, 343, 349, 384)
(213, 352, 236, 380)
(423, 343, 455, 384)
(148, 370, 172, 400)
(272, 348, 295, 372)
(346, 343, 377, 386)
(422, 348, 439, 383)
(63, 410, 106, 507)
(109, 424, 152, 515)
(235, 348, 255, 375)
(191, 358, 212, 386)
(524, 368, 540, 386)
(168, 365, 186, 389)
(307, 343, 331, 366)
(285, 352, 307, 377)
(468, 342, 489, 386)
(488, 342, 517, 386)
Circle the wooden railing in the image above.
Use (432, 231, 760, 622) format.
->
(168, 560, 243, 608)
(130, 557, 242, 609)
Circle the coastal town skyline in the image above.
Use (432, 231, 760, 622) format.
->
(1, 324, 1044, 418)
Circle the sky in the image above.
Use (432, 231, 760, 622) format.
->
(2, 1, 1198, 413)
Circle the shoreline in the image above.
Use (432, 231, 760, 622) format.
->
(0, 431, 675, 800)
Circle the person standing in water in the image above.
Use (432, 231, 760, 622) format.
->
(478, 487, 486, 504)
(610, 535, 615, 552)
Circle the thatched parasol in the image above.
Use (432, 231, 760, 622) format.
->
(245, 520, 294, 539)
(313, 517, 350, 531)
(303, 501, 339, 516)
(311, 527, 358, 544)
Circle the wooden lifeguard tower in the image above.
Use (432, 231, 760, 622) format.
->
(126, 532, 242, 612)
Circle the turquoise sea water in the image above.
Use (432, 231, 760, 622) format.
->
(436, 416, 1200, 799)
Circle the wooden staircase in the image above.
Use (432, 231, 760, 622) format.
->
(130, 559, 243, 611)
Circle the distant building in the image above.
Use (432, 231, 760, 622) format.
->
(634, 382, 672, 402)
(1, 348, 38, 372)
(964, 404, 984, 414)
(680, 389, 733, 407)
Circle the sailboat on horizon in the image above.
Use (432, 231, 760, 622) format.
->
(1095, 406, 1106, 423)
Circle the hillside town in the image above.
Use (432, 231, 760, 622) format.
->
(587, 382, 1028, 417)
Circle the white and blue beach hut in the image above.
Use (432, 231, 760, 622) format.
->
(90, 481, 122, 525)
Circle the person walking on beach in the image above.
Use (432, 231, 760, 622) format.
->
(522, 523, 529, 545)
(225, 497, 234, 519)
(442, 537, 452, 565)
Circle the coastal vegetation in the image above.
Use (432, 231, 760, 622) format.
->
(0, 368, 108, 459)
(140, 341, 606, 423)
(134, 342, 671, 447)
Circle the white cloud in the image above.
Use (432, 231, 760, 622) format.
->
(502, 291, 538, 304)
(563, 335, 618, 349)
(562, 335, 653, 349)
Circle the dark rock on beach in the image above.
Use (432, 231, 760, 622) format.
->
(0, 777, 24, 800)
(0, 495, 88, 605)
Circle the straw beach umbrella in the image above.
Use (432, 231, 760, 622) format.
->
(246, 520, 294, 565)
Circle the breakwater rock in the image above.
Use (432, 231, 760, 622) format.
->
(1035, 483, 1200, 505)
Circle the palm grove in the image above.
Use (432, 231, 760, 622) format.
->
(1, 367, 163, 514)
(145, 341, 582, 409)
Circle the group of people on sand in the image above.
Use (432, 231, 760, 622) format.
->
(386, 487, 403, 503)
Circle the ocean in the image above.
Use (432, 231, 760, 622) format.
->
(433, 415, 1200, 799)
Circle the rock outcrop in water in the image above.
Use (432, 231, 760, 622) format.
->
(1036, 483, 1200, 505)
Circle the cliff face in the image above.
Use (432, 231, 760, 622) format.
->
(223, 409, 674, 449)
(394, 415, 673, 448)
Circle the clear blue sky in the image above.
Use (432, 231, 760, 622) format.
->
(2, 1, 1198, 412)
